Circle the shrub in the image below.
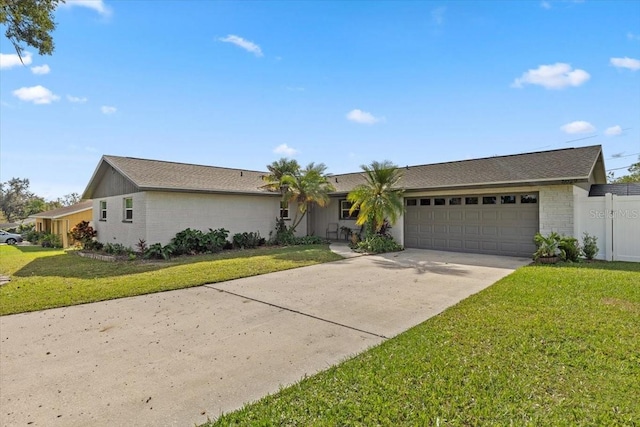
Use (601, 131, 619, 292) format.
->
(233, 231, 264, 249)
(201, 228, 229, 253)
(269, 218, 296, 246)
(355, 234, 402, 254)
(135, 239, 148, 254)
(103, 243, 132, 256)
(144, 243, 174, 260)
(40, 233, 62, 248)
(84, 240, 104, 251)
(558, 236, 580, 262)
(171, 228, 229, 255)
(171, 228, 204, 255)
(582, 232, 599, 260)
(25, 229, 44, 245)
(294, 235, 326, 245)
(68, 221, 97, 249)
(533, 232, 560, 260)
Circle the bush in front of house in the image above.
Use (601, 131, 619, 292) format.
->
(171, 228, 230, 255)
(232, 232, 265, 249)
(69, 221, 97, 249)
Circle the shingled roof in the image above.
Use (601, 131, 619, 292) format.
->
(83, 145, 604, 199)
(329, 145, 605, 193)
(30, 200, 93, 219)
(83, 156, 275, 199)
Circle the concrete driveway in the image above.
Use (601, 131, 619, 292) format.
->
(0, 247, 529, 427)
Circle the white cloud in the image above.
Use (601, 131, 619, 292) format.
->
(31, 64, 51, 75)
(273, 144, 298, 156)
(610, 57, 640, 71)
(604, 125, 623, 136)
(346, 109, 383, 125)
(12, 85, 60, 104)
(101, 105, 117, 114)
(560, 120, 596, 134)
(67, 94, 88, 103)
(219, 35, 263, 57)
(431, 7, 446, 25)
(0, 51, 32, 69)
(540, 1, 552, 9)
(64, 0, 111, 16)
(512, 63, 590, 89)
(628, 32, 640, 42)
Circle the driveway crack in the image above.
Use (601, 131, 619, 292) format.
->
(206, 285, 388, 339)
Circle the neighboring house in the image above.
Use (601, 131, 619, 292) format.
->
(82, 145, 606, 258)
(30, 201, 94, 248)
(81, 156, 301, 249)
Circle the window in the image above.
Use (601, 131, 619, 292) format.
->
(449, 197, 462, 205)
(434, 198, 446, 206)
(501, 195, 516, 204)
(465, 197, 478, 205)
(406, 199, 417, 206)
(521, 194, 538, 204)
(482, 196, 497, 205)
(123, 197, 133, 221)
(100, 200, 107, 221)
(280, 200, 290, 219)
(420, 198, 431, 206)
(340, 199, 359, 220)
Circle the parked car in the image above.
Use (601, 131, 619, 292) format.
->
(0, 230, 23, 245)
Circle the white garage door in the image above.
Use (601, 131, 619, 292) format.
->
(404, 193, 539, 257)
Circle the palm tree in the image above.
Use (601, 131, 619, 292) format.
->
(281, 162, 336, 231)
(262, 158, 301, 192)
(347, 160, 404, 233)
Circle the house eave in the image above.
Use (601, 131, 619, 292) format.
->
(30, 207, 93, 220)
(329, 177, 590, 196)
(138, 186, 281, 197)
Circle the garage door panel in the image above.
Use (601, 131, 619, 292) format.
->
(404, 192, 539, 257)
(500, 211, 519, 221)
(449, 211, 463, 221)
(465, 210, 481, 221)
(433, 211, 447, 221)
(449, 225, 463, 234)
(465, 225, 480, 235)
(482, 226, 498, 236)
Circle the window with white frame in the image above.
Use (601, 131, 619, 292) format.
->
(123, 197, 133, 221)
(280, 200, 290, 219)
(100, 200, 107, 220)
(340, 199, 359, 220)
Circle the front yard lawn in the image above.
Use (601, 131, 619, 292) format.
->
(0, 244, 342, 315)
(206, 262, 640, 426)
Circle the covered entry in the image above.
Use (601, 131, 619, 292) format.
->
(404, 193, 539, 257)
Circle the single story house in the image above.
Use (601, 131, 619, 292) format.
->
(30, 201, 94, 248)
(82, 145, 606, 258)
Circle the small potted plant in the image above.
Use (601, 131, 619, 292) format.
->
(533, 232, 561, 264)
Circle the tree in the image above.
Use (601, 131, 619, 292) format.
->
(0, 0, 63, 58)
(281, 162, 335, 231)
(262, 158, 335, 232)
(610, 157, 640, 183)
(0, 178, 37, 222)
(262, 158, 301, 192)
(54, 192, 81, 207)
(347, 161, 405, 233)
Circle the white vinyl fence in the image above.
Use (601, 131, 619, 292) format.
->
(574, 193, 640, 262)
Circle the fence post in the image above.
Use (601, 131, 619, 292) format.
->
(605, 193, 614, 261)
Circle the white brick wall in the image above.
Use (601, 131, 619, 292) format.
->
(145, 192, 283, 246)
(538, 184, 574, 236)
(93, 193, 147, 248)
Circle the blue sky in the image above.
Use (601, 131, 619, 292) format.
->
(1, 0, 639, 199)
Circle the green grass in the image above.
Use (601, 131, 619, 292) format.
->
(205, 262, 640, 426)
(0, 244, 342, 315)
